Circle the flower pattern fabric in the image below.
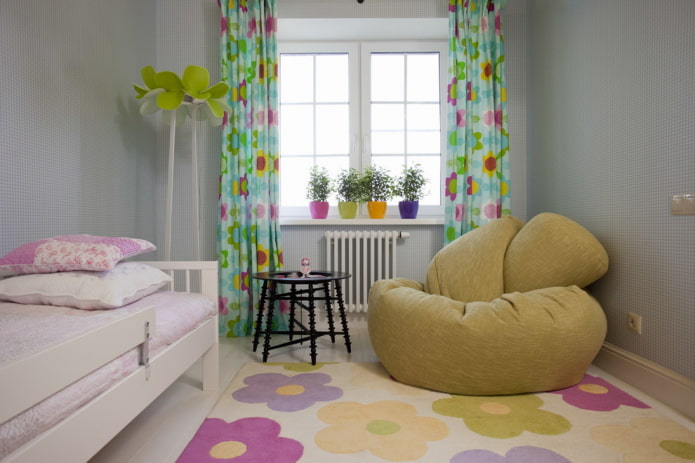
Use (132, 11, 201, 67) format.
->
(315, 400, 448, 461)
(176, 417, 302, 463)
(232, 372, 343, 412)
(218, 0, 286, 336)
(446, 0, 511, 243)
(591, 417, 695, 462)
(451, 446, 571, 463)
(432, 394, 570, 438)
(179, 362, 695, 462)
(551, 374, 650, 411)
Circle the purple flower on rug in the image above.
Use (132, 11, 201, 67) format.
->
(550, 374, 649, 411)
(176, 417, 303, 463)
(451, 446, 571, 463)
(232, 372, 342, 412)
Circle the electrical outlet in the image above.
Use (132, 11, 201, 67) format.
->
(627, 312, 642, 334)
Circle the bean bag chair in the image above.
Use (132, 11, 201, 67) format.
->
(367, 213, 609, 395)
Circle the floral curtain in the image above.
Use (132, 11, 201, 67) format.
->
(218, 0, 286, 337)
(445, 0, 511, 243)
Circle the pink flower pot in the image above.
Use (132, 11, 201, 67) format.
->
(309, 201, 329, 219)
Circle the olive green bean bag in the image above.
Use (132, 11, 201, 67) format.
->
(368, 213, 609, 395)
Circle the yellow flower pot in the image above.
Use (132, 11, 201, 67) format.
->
(367, 201, 387, 219)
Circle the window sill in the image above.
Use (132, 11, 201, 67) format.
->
(279, 217, 444, 226)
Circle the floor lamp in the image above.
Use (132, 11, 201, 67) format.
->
(134, 65, 230, 260)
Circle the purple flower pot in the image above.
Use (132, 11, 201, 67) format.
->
(398, 200, 419, 219)
(309, 201, 329, 219)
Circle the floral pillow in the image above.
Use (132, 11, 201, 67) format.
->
(0, 262, 171, 310)
(0, 235, 156, 277)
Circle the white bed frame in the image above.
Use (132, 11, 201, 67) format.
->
(0, 261, 219, 463)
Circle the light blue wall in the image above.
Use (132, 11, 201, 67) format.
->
(0, 1, 158, 254)
(526, 0, 695, 381)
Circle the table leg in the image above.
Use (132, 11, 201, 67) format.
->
(262, 283, 277, 362)
(252, 281, 269, 352)
(323, 281, 336, 343)
(288, 283, 297, 342)
(307, 283, 318, 365)
(334, 280, 352, 353)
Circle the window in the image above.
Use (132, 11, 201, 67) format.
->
(279, 41, 447, 217)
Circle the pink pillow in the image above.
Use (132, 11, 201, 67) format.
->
(0, 235, 156, 277)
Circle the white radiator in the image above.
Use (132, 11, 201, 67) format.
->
(324, 230, 410, 313)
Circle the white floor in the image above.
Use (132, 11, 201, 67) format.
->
(90, 316, 695, 463)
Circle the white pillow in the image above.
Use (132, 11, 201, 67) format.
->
(0, 262, 171, 310)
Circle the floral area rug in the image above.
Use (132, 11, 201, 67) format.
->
(177, 362, 695, 462)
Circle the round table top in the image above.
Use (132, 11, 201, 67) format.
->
(251, 270, 351, 283)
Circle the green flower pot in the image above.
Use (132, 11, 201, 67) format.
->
(338, 201, 358, 219)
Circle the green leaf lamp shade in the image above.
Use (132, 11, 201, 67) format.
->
(133, 65, 231, 124)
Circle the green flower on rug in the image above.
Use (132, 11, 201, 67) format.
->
(232, 372, 342, 412)
(316, 400, 448, 461)
(432, 394, 570, 439)
(591, 417, 695, 461)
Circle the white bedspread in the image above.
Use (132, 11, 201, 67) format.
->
(0, 291, 216, 459)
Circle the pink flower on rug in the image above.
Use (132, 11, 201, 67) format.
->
(232, 372, 342, 412)
(550, 374, 649, 411)
(451, 446, 571, 463)
(315, 400, 448, 460)
(176, 417, 303, 463)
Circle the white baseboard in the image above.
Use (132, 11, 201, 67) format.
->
(594, 342, 695, 422)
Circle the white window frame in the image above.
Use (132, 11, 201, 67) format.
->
(278, 40, 447, 219)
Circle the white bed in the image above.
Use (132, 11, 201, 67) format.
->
(0, 261, 219, 463)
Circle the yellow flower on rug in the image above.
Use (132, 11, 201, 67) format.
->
(315, 400, 448, 461)
(591, 417, 695, 462)
(432, 394, 571, 439)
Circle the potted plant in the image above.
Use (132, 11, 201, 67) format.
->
(360, 165, 396, 219)
(334, 168, 363, 219)
(395, 164, 428, 219)
(307, 165, 332, 219)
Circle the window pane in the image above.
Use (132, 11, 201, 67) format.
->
(407, 131, 440, 154)
(371, 104, 404, 131)
(371, 54, 404, 102)
(407, 104, 440, 131)
(316, 54, 349, 103)
(408, 156, 440, 206)
(280, 157, 313, 206)
(316, 104, 350, 155)
(372, 132, 405, 154)
(280, 55, 314, 103)
(406, 54, 440, 102)
(372, 156, 404, 179)
(280, 105, 314, 155)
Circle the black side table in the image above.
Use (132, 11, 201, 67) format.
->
(251, 271, 352, 365)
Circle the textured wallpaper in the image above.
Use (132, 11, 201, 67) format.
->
(0, 0, 158, 255)
(526, 0, 695, 381)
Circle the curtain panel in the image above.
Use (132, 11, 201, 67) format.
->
(218, 0, 287, 337)
(445, 0, 511, 243)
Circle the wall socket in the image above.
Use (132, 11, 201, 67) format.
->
(671, 194, 695, 215)
(627, 312, 642, 334)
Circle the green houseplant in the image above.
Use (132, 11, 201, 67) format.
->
(334, 168, 363, 219)
(307, 165, 332, 218)
(395, 164, 428, 219)
(360, 165, 396, 219)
